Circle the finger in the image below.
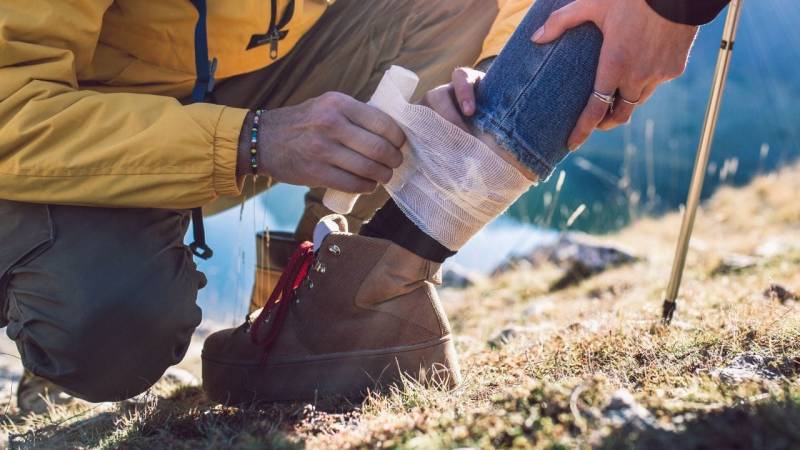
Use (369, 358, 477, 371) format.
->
(423, 85, 470, 131)
(567, 96, 610, 151)
(451, 68, 477, 116)
(328, 143, 394, 184)
(340, 99, 406, 148)
(316, 164, 377, 194)
(598, 85, 644, 130)
(445, 88, 472, 131)
(597, 100, 633, 130)
(599, 80, 659, 129)
(567, 48, 625, 150)
(532, 0, 596, 44)
(336, 121, 404, 169)
(638, 82, 658, 104)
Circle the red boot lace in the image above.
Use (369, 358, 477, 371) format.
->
(250, 241, 315, 357)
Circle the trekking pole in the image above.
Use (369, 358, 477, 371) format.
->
(662, 0, 744, 324)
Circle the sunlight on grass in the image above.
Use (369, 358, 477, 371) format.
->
(2, 164, 799, 449)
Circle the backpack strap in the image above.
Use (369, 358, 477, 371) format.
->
(188, 0, 216, 260)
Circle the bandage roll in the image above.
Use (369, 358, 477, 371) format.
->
(322, 66, 420, 214)
(325, 65, 532, 251)
(383, 102, 532, 250)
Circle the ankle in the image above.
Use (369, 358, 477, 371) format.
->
(360, 199, 455, 263)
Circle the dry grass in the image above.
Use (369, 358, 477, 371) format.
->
(2, 165, 799, 449)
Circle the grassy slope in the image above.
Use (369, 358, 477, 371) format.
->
(2, 165, 799, 449)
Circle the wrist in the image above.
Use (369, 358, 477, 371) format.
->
(237, 111, 256, 179)
(644, 0, 728, 26)
(236, 109, 267, 179)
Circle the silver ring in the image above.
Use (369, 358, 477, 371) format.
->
(592, 90, 615, 105)
(620, 96, 640, 106)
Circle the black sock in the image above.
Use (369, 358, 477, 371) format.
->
(360, 199, 455, 263)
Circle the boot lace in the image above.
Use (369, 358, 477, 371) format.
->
(250, 241, 315, 356)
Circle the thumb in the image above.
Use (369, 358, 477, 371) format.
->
(532, 0, 594, 44)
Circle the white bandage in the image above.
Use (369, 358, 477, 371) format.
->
(324, 66, 532, 251)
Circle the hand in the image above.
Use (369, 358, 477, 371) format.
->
(420, 67, 486, 132)
(532, 0, 699, 150)
(420, 67, 539, 181)
(240, 92, 405, 193)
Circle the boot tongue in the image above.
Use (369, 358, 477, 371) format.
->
(313, 214, 348, 252)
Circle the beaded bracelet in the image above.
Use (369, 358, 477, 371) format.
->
(249, 109, 264, 175)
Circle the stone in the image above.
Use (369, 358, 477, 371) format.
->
(567, 320, 601, 333)
(522, 298, 555, 317)
(763, 283, 798, 303)
(755, 236, 800, 258)
(487, 326, 539, 349)
(710, 254, 759, 276)
(442, 264, 484, 289)
(710, 353, 781, 384)
(493, 234, 638, 291)
(755, 240, 785, 258)
(586, 283, 631, 301)
(544, 235, 638, 272)
(602, 389, 660, 431)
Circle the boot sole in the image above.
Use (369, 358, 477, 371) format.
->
(202, 336, 460, 405)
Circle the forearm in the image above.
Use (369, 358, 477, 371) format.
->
(1, 0, 248, 209)
(0, 86, 247, 209)
(646, 0, 731, 26)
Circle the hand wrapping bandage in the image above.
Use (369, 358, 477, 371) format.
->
(324, 66, 532, 251)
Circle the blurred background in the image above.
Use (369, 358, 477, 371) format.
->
(194, 1, 800, 323)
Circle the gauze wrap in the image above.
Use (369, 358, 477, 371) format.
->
(324, 66, 532, 251)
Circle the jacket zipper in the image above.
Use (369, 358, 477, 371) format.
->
(247, 0, 295, 59)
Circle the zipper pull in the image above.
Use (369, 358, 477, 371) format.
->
(270, 39, 279, 60)
(269, 29, 280, 60)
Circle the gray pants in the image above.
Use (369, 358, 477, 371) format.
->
(0, 0, 497, 401)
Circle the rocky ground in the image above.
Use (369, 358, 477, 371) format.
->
(1, 164, 799, 449)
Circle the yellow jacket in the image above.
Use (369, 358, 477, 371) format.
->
(0, 0, 531, 209)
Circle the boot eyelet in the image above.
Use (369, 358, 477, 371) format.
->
(328, 244, 341, 256)
(307, 279, 314, 289)
(314, 261, 326, 273)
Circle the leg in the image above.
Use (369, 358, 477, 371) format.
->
(203, 0, 601, 403)
(0, 200, 203, 402)
(209, 0, 498, 313)
(363, 0, 602, 260)
(471, 0, 602, 180)
(209, 0, 499, 238)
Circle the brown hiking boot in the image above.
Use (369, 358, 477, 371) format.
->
(202, 215, 460, 405)
(249, 231, 298, 314)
